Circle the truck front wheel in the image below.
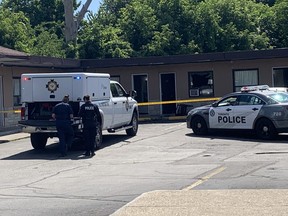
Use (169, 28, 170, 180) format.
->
(126, 112, 138, 136)
(31, 133, 48, 150)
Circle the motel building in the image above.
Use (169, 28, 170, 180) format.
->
(1, 46, 288, 130)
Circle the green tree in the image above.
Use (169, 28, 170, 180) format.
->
(256, 0, 276, 6)
(0, 8, 34, 52)
(1, 0, 67, 27)
(100, 26, 133, 58)
(143, 24, 180, 56)
(119, 0, 157, 55)
(272, 0, 288, 47)
(78, 15, 132, 59)
(194, 0, 272, 52)
(148, 0, 198, 55)
(31, 24, 66, 57)
(78, 18, 103, 59)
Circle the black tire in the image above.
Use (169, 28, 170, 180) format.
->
(31, 133, 48, 150)
(94, 126, 102, 150)
(126, 112, 138, 136)
(255, 118, 277, 140)
(191, 116, 208, 135)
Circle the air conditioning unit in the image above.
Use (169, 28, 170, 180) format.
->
(189, 88, 199, 97)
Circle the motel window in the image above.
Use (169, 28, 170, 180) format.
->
(233, 69, 258, 92)
(273, 68, 288, 87)
(188, 71, 214, 97)
(13, 77, 21, 106)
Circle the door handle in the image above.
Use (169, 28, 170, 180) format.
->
(226, 108, 232, 111)
(252, 108, 259, 111)
(114, 102, 117, 105)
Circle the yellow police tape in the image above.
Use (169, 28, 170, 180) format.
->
(138, 97, 220, 106)
(0, 110, 21, 113)
(1, 97, 220, 113)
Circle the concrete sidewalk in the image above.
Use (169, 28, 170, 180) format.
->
(0, 132, 29, 143)
(112, 189, 288, 216)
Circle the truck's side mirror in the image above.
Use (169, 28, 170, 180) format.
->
(212, 102, 218, 107)
(131, 90, 137, 99)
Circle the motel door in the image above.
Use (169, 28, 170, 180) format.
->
(0, 76, 3, 128)
(133, 74, 148, 114)
(160, 73, 176, 114)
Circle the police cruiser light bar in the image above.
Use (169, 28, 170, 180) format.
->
(268, 87, 288, 92)
(240, 85, 269, 92)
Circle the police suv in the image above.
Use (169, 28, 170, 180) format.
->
(186, 85, 288, 139)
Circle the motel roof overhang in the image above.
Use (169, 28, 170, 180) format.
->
(81, 48, 288, 69)
(1, 46, 288, 69)
(0, 54, 81, 69)
(0, 46, 81, 69)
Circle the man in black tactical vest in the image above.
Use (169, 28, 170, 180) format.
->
(79, 95, 101, 157)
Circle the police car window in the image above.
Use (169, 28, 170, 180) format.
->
(218, 96, 238, 107)
(238, 95, 251, 105)
(249, 96, 265, 105)
(268, 93, 288, 103)
(237, 95, 264, 105)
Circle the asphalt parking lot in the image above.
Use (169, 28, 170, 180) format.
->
(1, 121, 288, 215)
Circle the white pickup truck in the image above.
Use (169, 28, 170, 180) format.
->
(18, 72, 139, 150)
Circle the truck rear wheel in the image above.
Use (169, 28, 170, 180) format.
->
(126, 112, 138, 136)
(31, 133, 48, 150)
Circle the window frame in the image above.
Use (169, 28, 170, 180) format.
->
(272, 67, 288, 87)
(233, 69, 259, 92)
(188, 71, 214, 98)
(13, 77, 21, 106)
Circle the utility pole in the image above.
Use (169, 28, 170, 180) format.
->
(63, 0, 92, 43)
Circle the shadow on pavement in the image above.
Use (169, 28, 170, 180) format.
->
(185, 131, 288, 144)
(1, 134, 133, 160)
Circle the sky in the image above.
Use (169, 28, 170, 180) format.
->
(80, 0, 101, 13)
(0, 0, 101, 14)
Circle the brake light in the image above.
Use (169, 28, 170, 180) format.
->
(21, 107, 26, 120)
(23, 77, 31, 81)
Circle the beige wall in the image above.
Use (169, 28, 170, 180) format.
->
(89, 57, 288, 105)
(1, 56, 288, 128)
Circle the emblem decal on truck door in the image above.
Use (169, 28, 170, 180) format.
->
(46, 79, 59, 93)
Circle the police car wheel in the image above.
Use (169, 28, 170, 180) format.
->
(94, 127, 102, 150)
(191, 116, 208, 135)
(255, 118, 276, 140)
